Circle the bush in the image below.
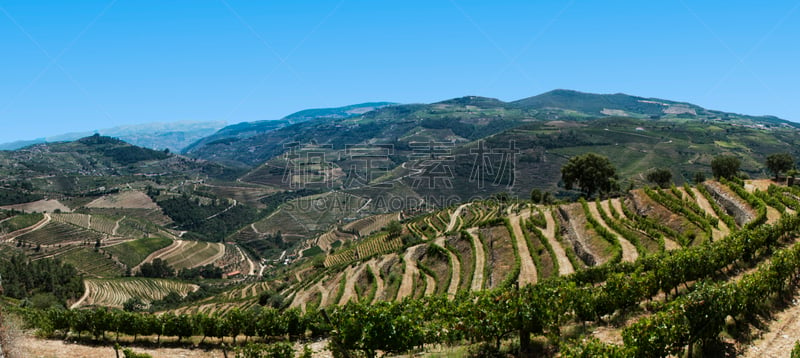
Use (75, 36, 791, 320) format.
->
(235, 342, 294, 358)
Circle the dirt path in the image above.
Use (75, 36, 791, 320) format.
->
(317, 280, 332, 307)
(690, 187, 731, 240)
(396, 245, 424, 300)
(434, 236, 461, 296)
(134, 239, 182, 271)
(70, 281, 91, 309)
(613, 198, 680, 251)
(10, 335, 223, 358)
(467, 228, 486, 291)
(368, 259, 386, 303)
(765, 206, 782, 225)
(744, 300, 800, 357)
(235, 245, 256, 275)
(1, 213, 51, 242)
(588, 202, 638, 262)
(338, 264, 368, 305)
(424, 272, 436, 295)
(446, 203, 469, 232)
(509, 210, 538, 285)
(205, 199, 237, 220)
(543, 207, 574, 275)
(112, 217, 123, 236)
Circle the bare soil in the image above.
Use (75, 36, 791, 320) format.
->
(434, 236, 461, 296)
(687, 187, 731, 240)
(588, 201, 637, 262)
(509, 210, 537, 285)
(467, 228, 486, 291)
(483, 226, 515, 289)
(396, 245, 424, 300)
(543, 207, 574, 275)
(86, 191, 159, 209)
(0, 200, 71, 213)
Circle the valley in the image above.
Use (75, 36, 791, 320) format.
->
(1, 91, 800, 357)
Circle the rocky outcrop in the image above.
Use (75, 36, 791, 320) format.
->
(703, 181, 755, 227)
(558, 204, 597, 266)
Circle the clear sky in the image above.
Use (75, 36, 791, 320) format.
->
(2, 1, 799, 144)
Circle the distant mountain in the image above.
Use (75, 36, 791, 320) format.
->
(182, 102, 396, 158)
(512, 89, 799, 126)
(0, 121, 227, 153)
(0, 134, 237, 196)
(185, 90, 800, 169)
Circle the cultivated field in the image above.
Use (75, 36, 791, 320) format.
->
(77, 277, 199, 308)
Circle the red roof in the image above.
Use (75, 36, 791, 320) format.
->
(225, 270, 241, 277)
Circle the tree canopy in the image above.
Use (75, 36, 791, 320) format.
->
(711, 155, 741, 180)
(646, 168, 673, 188)
(765, 153, 795, 180)
(561, 153, 618, 197)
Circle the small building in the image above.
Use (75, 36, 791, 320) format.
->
(223, 270, 241, 279)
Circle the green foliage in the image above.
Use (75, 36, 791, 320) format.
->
(693, 171, 706, 184)
(177, 264, 223, 279)
(645, 168, 672, 188)
(104, 237, 172, 268)
(766, 152, 796, 179)
(711, 155, 741, 180)
(136, 258, 175, 278)
(385, 220, 403, 238)
(158, 194, 259, 241)
(579, 198, 622, 263)
(0, 190, 43, 206)
(697, 184, 738, 230)
(122, 347, 153, 358)
(302, 245, 324, 257)
(792, 341, 800, 358)
(0, 253, 83, 305)
(561, 153, 619, 197)
(123, 297, 146, 312)
(235, 342, 294, 358)
(0, 212, 43, 232)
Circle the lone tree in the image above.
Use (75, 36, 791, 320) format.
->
(711, 155, 741, 180)
(765, 153, 795, 180)
(561, 153, 618, 197)
(646, 168, 672, 188)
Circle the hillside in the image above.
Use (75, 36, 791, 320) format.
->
(4, 178, 800, 357)
(177, 92, 800, 251)
(0, 121, 226, 153)
(1, 91, 800, 357)
(181, 102, 395, 160)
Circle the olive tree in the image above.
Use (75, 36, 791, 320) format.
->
(561, 153, 619, 197)
(766, 153, 795, 180)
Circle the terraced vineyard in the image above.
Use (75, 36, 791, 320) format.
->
(59, 247, 125, 277)
(78, 277, 199, 308)
(12, 178, 800, 358)
(15, 221, 104, 246)
(104, 236, 173, 268)
(155, 240, 225, 270)
(287, 179, 794, 315)
(342, 212, 400, 237)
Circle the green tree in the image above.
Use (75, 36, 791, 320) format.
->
(385, 220, 403, 238)
(693, 171, 706, 184)
(561, 153, 619, 197)
(646, 168, 672, 188)
(530, 189, 553, 204)
(766, 152, 795, 180)
(123, 297, 145, 312)
(711, 155, 741, 180)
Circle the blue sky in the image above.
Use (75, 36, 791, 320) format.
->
(1, 0, 799, 144)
